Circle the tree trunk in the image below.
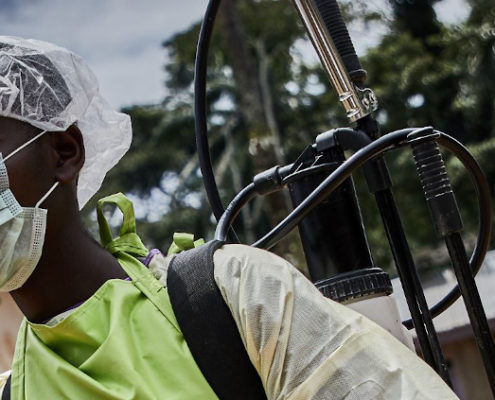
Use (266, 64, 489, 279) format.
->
(219, 0, 266, 132)
(388, 0, 441, 47)
(218, 0, 292, 255)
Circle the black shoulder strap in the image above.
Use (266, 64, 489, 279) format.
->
(167, 241, 267, 400)
(1, 375, 11, 400)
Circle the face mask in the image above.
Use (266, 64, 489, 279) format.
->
(0, 130, 59, 292)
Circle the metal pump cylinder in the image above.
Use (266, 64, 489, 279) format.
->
(286, 152, 374, 281)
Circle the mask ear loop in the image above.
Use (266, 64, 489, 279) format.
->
(4, 130, 48, 162)
(35, 182, 59, 209)
(1, 129, 58, 209)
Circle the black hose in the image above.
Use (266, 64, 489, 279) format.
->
(215, 183, 259, 241)
(194, 0, 365, 231)
(195, 0, 222, 220)
(195, 0, 492, 328)
(245, 126, 491, 326)
(253, 128, 414, 249)
(194, 0, 239, 243)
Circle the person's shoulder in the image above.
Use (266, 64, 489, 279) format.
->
(216, 244, 292, 266)
(214, 244, 299, 282)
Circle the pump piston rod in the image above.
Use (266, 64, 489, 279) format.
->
(291, 0, 377, 122)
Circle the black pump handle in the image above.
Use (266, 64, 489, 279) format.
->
(313, 0, 367, 82)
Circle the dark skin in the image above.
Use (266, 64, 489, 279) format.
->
(1, 116, 128, 323)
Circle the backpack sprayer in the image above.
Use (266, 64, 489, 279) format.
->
(194, 0, 495, 395)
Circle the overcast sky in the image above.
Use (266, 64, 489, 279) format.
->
(0, 0, 470, 110)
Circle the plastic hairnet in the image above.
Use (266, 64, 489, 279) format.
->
(0, 36, 132, 209)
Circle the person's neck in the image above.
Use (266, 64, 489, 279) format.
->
(10, 205, 127, 324)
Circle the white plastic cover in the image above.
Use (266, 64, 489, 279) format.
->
(346, 294, 416, 351)
(0, 36, 132, 208)
(212, 245, 459, 400)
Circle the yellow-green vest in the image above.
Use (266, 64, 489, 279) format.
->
(10, 194, 218, 400)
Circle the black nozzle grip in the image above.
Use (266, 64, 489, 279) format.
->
(313, 0, 366, 83)
(410, 130, 464, 237)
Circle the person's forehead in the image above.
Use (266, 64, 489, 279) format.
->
(0, 117, 40, 150)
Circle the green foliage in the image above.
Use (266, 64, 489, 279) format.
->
(84, 0, 495, 275)
(357, 0, 495, 271)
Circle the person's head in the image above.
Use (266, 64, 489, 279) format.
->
(0, 117, 84, 211)
(0, 40, 81, 210)
(0, 36, 132, 293)
(0, 36, 132, 209)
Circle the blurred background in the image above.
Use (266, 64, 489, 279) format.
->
(0, 0, 494, 398)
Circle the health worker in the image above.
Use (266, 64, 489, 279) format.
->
(0, 36, 459, 400)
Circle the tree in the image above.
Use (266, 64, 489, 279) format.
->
(388, 0, 441, 46)
(85, 0, 494, 275)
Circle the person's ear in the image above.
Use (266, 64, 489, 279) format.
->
(51, 125, 85, 185)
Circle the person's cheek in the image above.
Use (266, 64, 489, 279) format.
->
(7, 147, 53, 208)
(5, 162, 37, 208)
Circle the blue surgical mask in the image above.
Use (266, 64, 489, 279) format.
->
(0, 131, 59, 291)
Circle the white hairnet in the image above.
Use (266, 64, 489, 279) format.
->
(0, 36, 132, 209)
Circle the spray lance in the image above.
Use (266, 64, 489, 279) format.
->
(194, 0, 495, 395)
